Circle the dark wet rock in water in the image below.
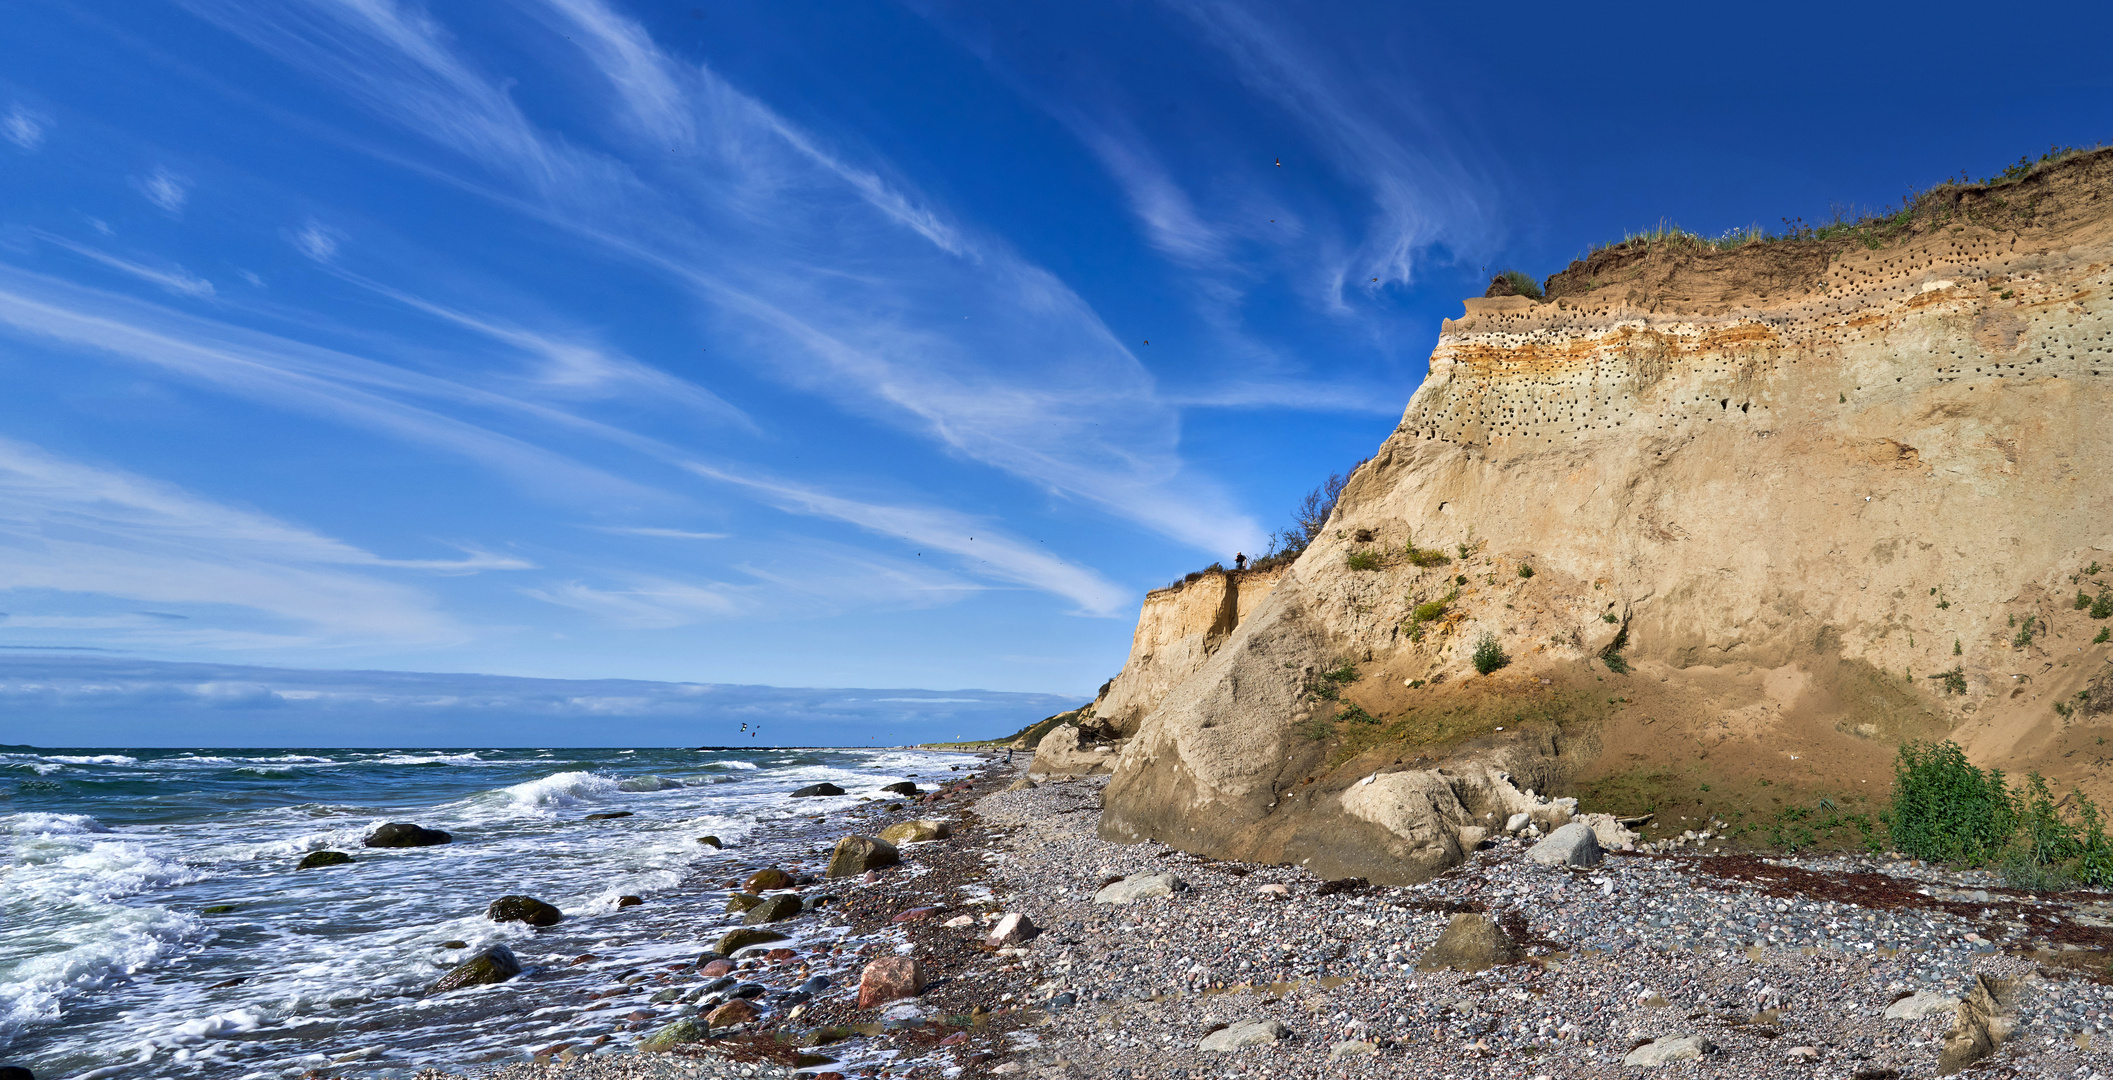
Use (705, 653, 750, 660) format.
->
(584, 811, 633, 820)
(696, 835, 723, 848)
(725, 892, 764, 914)
(743, 893, 803, 925)
(201, 904, 238, 915)
(790, 782, 845, 798)
(881, 781, 920, 796)
(487, 895, 563, 927)
(638, 1017, 706, 1052)
(1417, 912, 1518, 972)
(363, 822, 452, 848)
(616, 895, 643, 908)
(428, 944, 522, 993)
(798, 975, 833, 995)
(296, 850, 353, 870)
(825, 835, 900, 878)
(716, 926, 788, 956)
(744, 867, 796, 892)
(0, 1066, 35, 1080)
(439, 940, 469, 950)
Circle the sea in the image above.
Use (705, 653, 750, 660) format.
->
(0, 745, 983, 1080)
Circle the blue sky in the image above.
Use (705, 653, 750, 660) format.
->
(0, 0, 2107, 722)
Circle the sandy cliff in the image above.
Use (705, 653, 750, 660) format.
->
(1100, 149, 2113, 883)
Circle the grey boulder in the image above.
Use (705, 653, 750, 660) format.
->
(1525, 822, 1602, 867)
(1416, 913, 1518, 972)
(790, 783, 845, 798)
(1623, 1034, 1713, 1066)
(1198, 1020, 1290, 1051)
(363, 822, 452, 848)
(1093, 873, 1186, 904)
(428, 944, 522, 994)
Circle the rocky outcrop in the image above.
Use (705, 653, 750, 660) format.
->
(1088, 568, 1284, 738)
(1102, 150, 2113, 883)
(1029, 724, 1118, 776)
(428, 944, 522, 994)
(487, 895, 562, 926)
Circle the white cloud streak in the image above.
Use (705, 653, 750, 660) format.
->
(288, 218, 342, 261)
(36, 232, 215, 299)
(136, 165, 191, 213)
(0, 436, 506, 645)
(3, 106, 47, 151)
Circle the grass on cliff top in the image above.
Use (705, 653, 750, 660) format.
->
(1508, 142, 2111, 295)
(922, 705, 1086, 749)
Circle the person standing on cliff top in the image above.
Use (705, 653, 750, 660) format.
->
(1234, 552, 1247, 571)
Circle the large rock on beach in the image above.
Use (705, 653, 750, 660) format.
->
(878, 819, 950, 845)
(1416, 913, 1518, 972)
(363, 822, 451, 848)
(1029, 725, 1115, 776)
(742, 893, 803, 925)
(717, 927, 788, 956)
(825, 835, 899, 878)
(881, 781, 920, 796)
(706, 998, 762, 1027)
(1525, 822, 1602, 867)
(486, 895, 563, 927)
(1198, 1020, 1290, 1051)
(297, 850, 353, 870)
(725, 892, 764, 913)
(790, 783, 845, 798)
(986, 912, 1035, 948)
(1093, 873, 1186, 904)
(428, 944, 522, 994)
(1885, 990, 1960, 1020)
(638, 1017, 706, 1052)
(1940, 974, 2019, 1074)
(857, 956, 927, 1007)
(744, 867, 796, 892)
(1624, 1034, 1714, 1067)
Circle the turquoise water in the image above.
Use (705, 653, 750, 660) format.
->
(0, 745, 976, 1079)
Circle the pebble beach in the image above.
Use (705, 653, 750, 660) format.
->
(407, 757, 2113, 1080)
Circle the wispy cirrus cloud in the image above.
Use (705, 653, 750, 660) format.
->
(3, 105, 47, 151)
(591, 526, 730, 541)
(685, 464, 1124, 617)
(0, 436, 507, 647)
(180, 0, 1267, 556)
(287, 218, 342, 261)
(36, 232, 215, 299)
(135, 165, 191, 213)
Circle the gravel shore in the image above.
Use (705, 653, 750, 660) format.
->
(421, 759, 2113, 1080)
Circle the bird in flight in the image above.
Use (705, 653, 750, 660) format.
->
(1274, 158, 1281, 167)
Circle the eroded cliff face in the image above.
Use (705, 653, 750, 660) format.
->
(1088, 569, 1284, 738)
(1101, 150, 2113, 884)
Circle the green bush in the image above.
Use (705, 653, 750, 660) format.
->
(2095, 627, 2110, 645)
(1517, 563, 1535, 578)
(2092, 588, 2113, 620)
(2013, 615, 2038, 648)
(1412, 598, 1449, 623)
(1345, 549, 1385, 571)
(1337, 704, 1381, 725)
(1601, 612, 1618, 624)
(1886, 741, 2016, 864)
(1931, 666, 1966, 695)
(1454, 574, 1468, 586)
(1471, 632, 1509, 675)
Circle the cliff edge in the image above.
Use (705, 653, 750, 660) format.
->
(1099, 149, 2113, 884)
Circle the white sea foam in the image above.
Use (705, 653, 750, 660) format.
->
(3, 811, 108, 836)
(706, 760, 760, 770)
(372, 752, 492, 766)
(497, 770, 622, 811)
(38, 754, 139, 766)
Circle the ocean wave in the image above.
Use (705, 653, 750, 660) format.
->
(497, 770, 621, 811)
(8, 839, 203, 902)
(173, 755, 339, 766)
(372, 752, 492, 766)
(705, 760, 759, 771)
(37, 755, 140, 766)
(616, 775, 689, 792)
(0, 903, 198, 1047)
(3, 811, 107, 836)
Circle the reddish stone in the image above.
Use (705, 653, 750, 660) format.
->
(985, 912, 1035, 948)
(700, 960, 735, 977)
(857, 956, 927, 1008)
(892, 906, 942, 923)
(569, 954, 599, 965)
(939, 1031, 969, 1046)
(706, 998, 761, 1027)
(765, 948, 797, 962)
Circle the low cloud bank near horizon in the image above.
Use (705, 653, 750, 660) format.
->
(0, 655, 1082, 748)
